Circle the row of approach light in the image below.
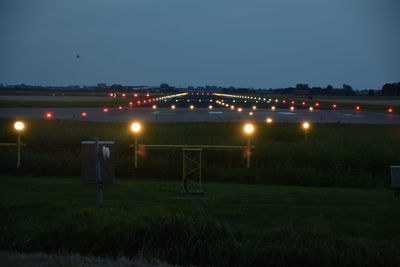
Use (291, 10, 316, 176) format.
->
(110, 91, 394, 114)
(10, 119, 310, 136)
(213, 93, 395, 113)
(129, 120, 310, 136)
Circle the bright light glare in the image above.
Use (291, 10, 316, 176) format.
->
(190, 105, 194, 109)
(309, 107, 314, 111)
(130, 122, 141, 133)
(171, 105, 176, 109)
(244, 123, 254, 135)
(266, 118, 273, 124)
(238, 108, 243, 112)
(14, 121, 25, 131)
(252, 106, 257, 110)
(302, 122, 310, 130)
(290, 106, 295, 111)
(152, 105, 157, 109)
(271, 106, 276, 111)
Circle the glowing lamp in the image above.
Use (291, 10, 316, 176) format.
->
(103, 108, 109, 113)
(309, 107, 314, 111)
(302, 122, 310, 130)
(332, 104, 337, 109)
(118, 106, 123, 110)
(388, 108, 393, 113)
(45, 112, 53, 118)
(290, 106, 295, 111)
(244, 123, 254, 135)
(315, 102, 320, 107)
(81, 112, 87, 117)
(249, 112, 253, 116)
(122, 93, 126, 97)
(238, 108, 243, 112)
(230, 105, 235, 110)
(130, 122, 141, 133)
(266, 118, 273, 124)
(271, 106, 276, 111)
(291, 101, 295, 104)
(152, 105, 157, 109)
(171, 105, 176, 109)
(355, 106, 361, 111)
(252, 106, 257, 110)
(190, 105, 194, 109)
(14, 121, 25, 131)
(208, 105, 213, 109)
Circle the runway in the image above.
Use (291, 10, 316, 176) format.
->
(0, 107, 399, 125)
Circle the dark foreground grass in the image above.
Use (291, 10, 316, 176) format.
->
(1, 119, 400, 188)
(1, 175, 400, 266)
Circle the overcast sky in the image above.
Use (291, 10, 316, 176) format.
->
(0, 0, 399, 89)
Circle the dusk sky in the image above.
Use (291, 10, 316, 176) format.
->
(0, 0, 399, 89)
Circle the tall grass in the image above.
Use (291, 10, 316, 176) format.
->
(1, 119, 399, 187)
(1, 209, 399, 266)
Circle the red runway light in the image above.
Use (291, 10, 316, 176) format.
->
(122, 93, 126, 97)
(137, 101, 141, 104)
(332, 104, 337, 109)
(387, 108, 393, 113)
(129, 101, 133, 106)
(315, 102, 320, 107)
(302, 101, 306, 105)
(118, 106, 123, 110)
(103, 108, 109, 113)
(109, 93, 114, 97)
(282, 100, 286, 103)
(134, 93, 138, 97)
(45, 112, 53, 119)
(146, 93, 149, 97)
(355, 106, 361, 111)
(291, 101, 295, 104)
(81, 112, 87, 117)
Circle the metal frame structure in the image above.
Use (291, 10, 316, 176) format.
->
(130, 144, 254, 194)
(0, 133, 26, 168)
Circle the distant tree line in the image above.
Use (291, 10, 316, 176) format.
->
(1, 82, 399, 96)
(221, 84, 355, 96)
(381, 82, 400, 96)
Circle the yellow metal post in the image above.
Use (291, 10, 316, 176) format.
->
(17, 133, 21, 168)
(246, 137, 251, 169)
(134, 135, 138, 168)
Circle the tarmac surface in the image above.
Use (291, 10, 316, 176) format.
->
(0, 106, 399, 125)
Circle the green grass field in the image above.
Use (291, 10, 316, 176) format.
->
(1, 175, 400, 266)
(1, 119, 399, 188)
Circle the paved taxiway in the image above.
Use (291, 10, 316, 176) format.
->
(0, 107, 399, 125)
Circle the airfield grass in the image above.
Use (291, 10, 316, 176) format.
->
(1, 175, 400, 266)
(1, 119, 400, 188)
